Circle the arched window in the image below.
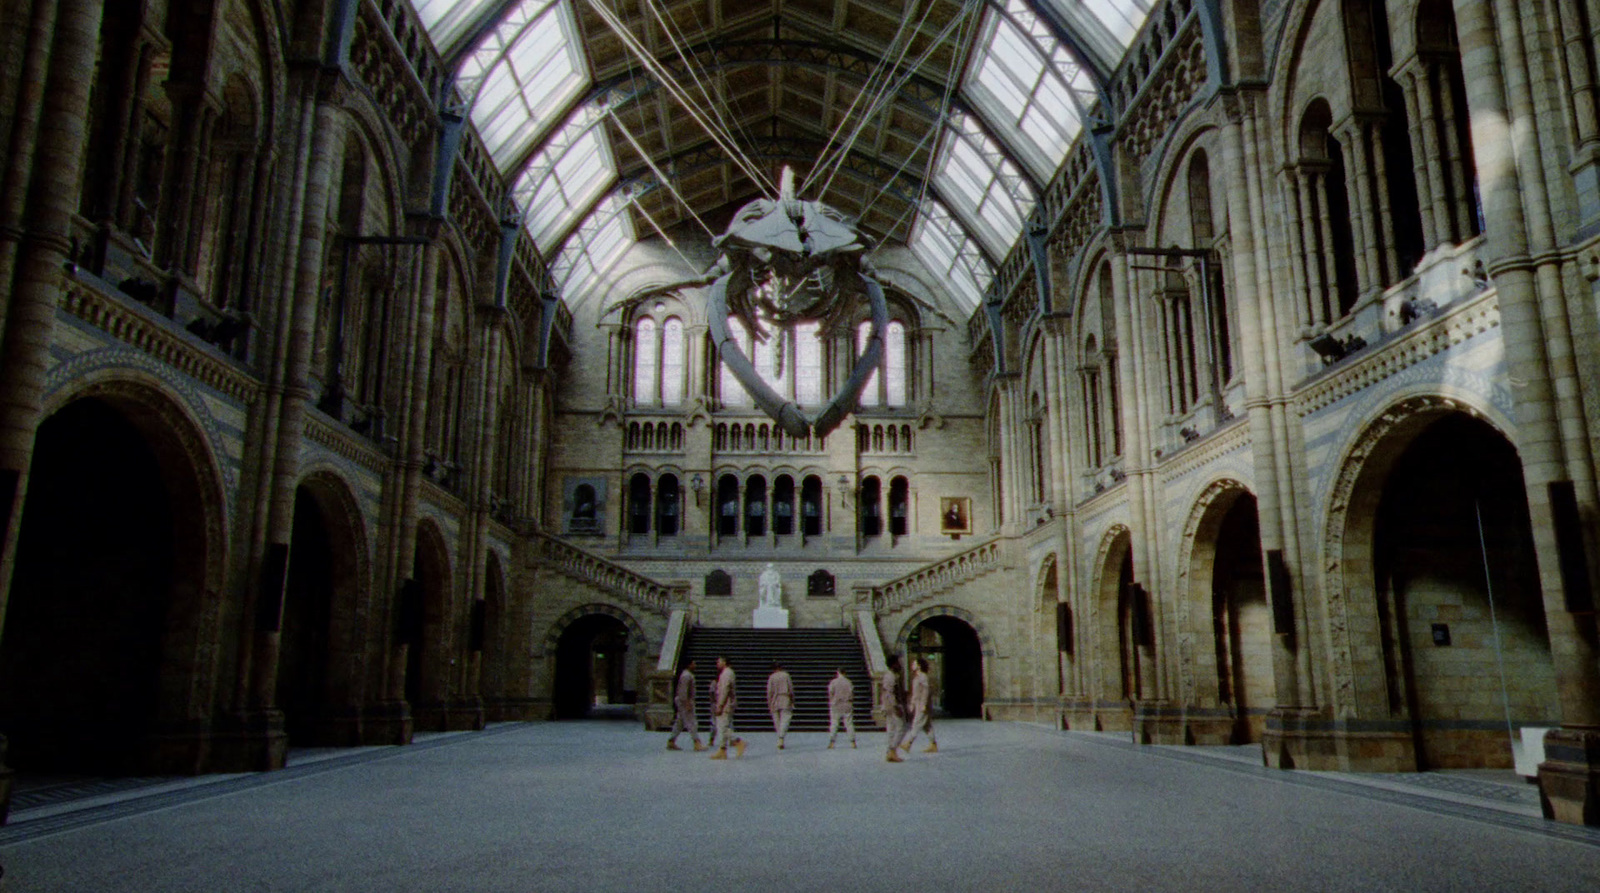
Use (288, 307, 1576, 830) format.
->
(1293, 101, 1360, 327)
(1029, 394, 1048, 504)
(717, 475, 739, 536)
(801, 475, 823, 537)
(885, 321, 907, 406)
(773, 475, 795, 536)
(656, 474, 680, 536)
(660, 318, 685, 406)
(628, 473, 652, 534)
(889, 476, 909, 537)
(795, 322, 823, 405)
(860, 476, 882, 537)
(1414, 0, 1482, 247)
(1188, 152, 1233, 385)
(720, 318, 751, 406)
(633, 318, 658, 405)
(1081, 336, 1104, 469)
(857, 319, 910, 408)
(745, 476, 767, 537)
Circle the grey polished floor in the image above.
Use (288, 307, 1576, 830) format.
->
(3, 720, 1599, 892)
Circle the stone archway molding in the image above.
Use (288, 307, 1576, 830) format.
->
(1172, 478, 1251, 705)
(1321, 394, 1499, 718)
(892, 604, 996, 658)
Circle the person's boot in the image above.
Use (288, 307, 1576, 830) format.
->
(923, 742, 938, 753)
(734, 739, 746, 759)
(827, 739, 835, 749)
(778, 737, 785, 750)
(666, 740, 681, 751)
(710, 747, 727, 760)
(693, 741, 708, 752)
(851, 740, 857, 749)
(886, 749, 903, 763)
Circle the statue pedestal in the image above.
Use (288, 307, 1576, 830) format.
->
(752, 606, 790, 629)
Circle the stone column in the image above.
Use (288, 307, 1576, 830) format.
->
(0, 0, 62, 342)
(1454, 0, 1600, 825)
(0, 0, 106, 622)
(1397, 63, 1441, 248)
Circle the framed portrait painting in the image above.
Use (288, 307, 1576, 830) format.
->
(939, 497, 971, 534)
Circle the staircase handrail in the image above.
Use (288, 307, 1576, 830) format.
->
(866, 537, 1006, 616)
(530, 531, 684, 617)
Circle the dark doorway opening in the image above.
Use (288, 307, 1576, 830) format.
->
(0, 399, 175, 773)
(553, 615, 633, 718)
(907, 616, 983, 718)
(278, 487, 334, 744)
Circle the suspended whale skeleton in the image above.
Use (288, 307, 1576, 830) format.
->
(603, 167, 880, 440)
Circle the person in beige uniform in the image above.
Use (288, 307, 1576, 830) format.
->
(879, 655, 906, 763)
(766, 661, 795, 749)
(709, 656, 745, 759)
(666, 659, 706, 751)
(899, 656, 937, 754)
(826, 668, 856, 749)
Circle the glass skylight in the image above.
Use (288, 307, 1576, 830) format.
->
(551, 190, 634, 297)
(1081, 0, 1154, 47)
(932, 112, 1035, 258)
(968, 0, 1094, 179)
(909, 200, 993, 312)
(458, 0, 588, 171)
(509, 103, 616, 253)
(412, 0, 502, 56)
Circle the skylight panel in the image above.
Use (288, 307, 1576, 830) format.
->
(459, 1, 589, 171)
(932, 114, 1035, 257)
(412, 0, 502, 54)
(512, 111, 616, 253)
(552, 191, 635, 298)
(910, 202, 993, 313)
(966, 1, 1087, 178)
(1082, 0, 1153, 48)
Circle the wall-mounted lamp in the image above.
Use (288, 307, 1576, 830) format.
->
(690, 473, 705, 507)
(837, 474, 852, 508)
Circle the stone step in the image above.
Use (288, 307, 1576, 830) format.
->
(678, 627, 877, 733)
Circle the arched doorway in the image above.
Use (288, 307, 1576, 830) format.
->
(480, 554, 507, 719)
(0, 395, 216, 773)
(279, 487, 334, 744)
(553, 614, 633, 718)
(1370, 414, 1557, 769)
(404, 522, 454, 730)
(1208, 493, 1270, 744)
(277, 477, 366, 745)
(1095, 528, 1143, 715)
(906, 616, 983, 718)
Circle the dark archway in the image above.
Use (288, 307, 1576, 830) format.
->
(480, 554, 507, 718)
(1210, 493, 1269, 744)
(404, 522, 454, 729)
(278, 486, 335, 744)
(1372, 414, 1556, 769)
(907, 616, 983, 718)
(0, 398, 189, 772)
(553, 614, 632, 719)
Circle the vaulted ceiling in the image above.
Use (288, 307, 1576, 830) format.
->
(410, 0, 1154, 309)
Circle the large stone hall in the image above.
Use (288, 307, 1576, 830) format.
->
(1, 0, 1599, 887)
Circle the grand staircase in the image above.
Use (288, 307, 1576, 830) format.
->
(680, 628, 876, 733)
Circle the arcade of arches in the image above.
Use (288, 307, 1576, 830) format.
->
(1, 0, 1599, 832)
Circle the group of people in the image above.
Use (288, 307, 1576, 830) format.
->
(664, 653, 936, 761)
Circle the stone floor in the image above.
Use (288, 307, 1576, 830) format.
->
(3, 720, 1599, 891)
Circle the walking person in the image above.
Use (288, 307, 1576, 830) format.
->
(826, 668, 856, 749)
(900, 657, 937, 754)
(666, 659, 706, 751)
(709, 656, 745, 759)
(766, 661, 795, 749)
(879, 655, 907, 763)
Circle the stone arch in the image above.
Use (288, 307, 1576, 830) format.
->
(1321, 394, 1507, 717)
(1037, 552, 1066, 698)
(1174, 478, 1272, 743)
(544, 603, 651, 719)
(1090, 524, 1144, 727)
(1, 378, 229, 773)
(405, 519, 457, 728)
(894, 605, 992, 719)
(281, 468, 374, 743)
(480, 550, 509, 718)
(893, 605, 996, 659)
